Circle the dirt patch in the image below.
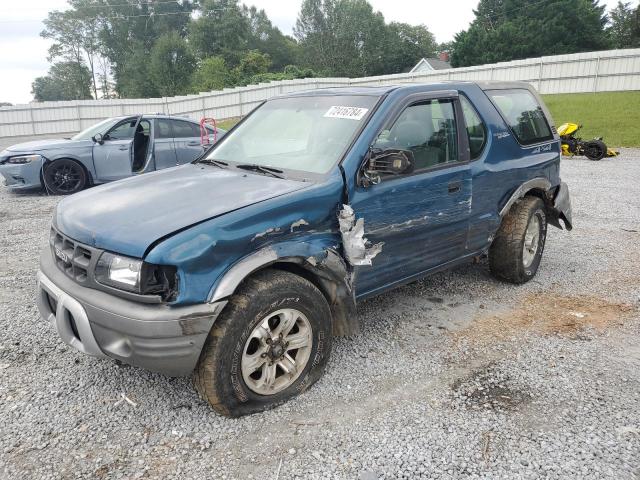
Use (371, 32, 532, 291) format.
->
(452, 363, 531, 411)
(455, 293, 635, 345)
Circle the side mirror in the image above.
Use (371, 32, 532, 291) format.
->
(361, 148, 415, 186)
(92, 133, 104, 144)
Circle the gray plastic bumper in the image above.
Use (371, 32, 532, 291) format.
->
(36, 251, 226, 376)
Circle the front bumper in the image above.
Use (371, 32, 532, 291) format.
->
(0, 160, 43, 189)
(37, 250, 226, 376)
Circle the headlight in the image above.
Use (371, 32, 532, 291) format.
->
(2, 154, 42, 165)
(95, 252, 178, 300)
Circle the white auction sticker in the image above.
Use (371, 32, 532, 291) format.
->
(324, 106, 369, 120)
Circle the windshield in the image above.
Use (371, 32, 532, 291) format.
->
(204, 95, 378, 175)
(71, 117, 122, 141)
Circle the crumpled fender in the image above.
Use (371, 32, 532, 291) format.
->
(500, 177, 572, 231)
(207, 236, 358, 336)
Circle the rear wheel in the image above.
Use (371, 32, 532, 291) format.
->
(489, 196, 547, 284)
(194, 269, 332, 417)
(582, 140, 607, 161)
(43, 159, 87, 195)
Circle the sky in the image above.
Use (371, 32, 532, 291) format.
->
(0, 0, 626, 105)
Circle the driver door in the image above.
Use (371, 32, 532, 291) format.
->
(349, 93, 472, 297)
(93, 117, 140, 181)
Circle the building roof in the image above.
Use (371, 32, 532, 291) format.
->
(411, 57, 452, 72)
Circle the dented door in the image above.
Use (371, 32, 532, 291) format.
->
(350, 165, 472, 297)
(348, 95, 473, 297)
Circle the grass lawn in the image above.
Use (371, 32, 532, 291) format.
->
(542, 91, 640, 147)
(217, 117, 240, 131)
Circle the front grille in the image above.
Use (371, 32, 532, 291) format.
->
(49, 227, 98, 284)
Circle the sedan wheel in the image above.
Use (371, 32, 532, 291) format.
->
(43, 159, 87, 195)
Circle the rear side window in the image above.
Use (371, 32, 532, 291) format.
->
(486, 89, 553, 145)
(172, 120, 200, 138)
(155, 119, 173, 139)
(460, 96, 486, 159)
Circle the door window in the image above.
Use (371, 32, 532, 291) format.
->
(486, 89, 553, 145)
(106, 119, 137, 140)
(460, 96, 487, 159)
(155, 119, 173, 139)
(373, 99, 458, 171)
(171, 120, 200, 138)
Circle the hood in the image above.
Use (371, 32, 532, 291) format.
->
(55, 164, 309, 258)
(6, 138, 89, 153)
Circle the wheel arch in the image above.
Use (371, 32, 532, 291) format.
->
(41, 156, 94, 187)
(499, 177, 552, 218)
(208, 246, 358, 337)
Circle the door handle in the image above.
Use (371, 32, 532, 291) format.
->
(118, 146, 129, 151)
(448, 181, 462, 194)
(187, 141, 200, 146)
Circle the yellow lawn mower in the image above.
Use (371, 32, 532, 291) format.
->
(558, 123, 619, 161)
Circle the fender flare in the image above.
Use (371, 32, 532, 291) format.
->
(499, 177, 551, 217)
(208, 242, 358, 336)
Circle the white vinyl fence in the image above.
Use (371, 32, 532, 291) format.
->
(1, 48, 639, 149)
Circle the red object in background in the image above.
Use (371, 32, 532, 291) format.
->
(200, 118, 218, 145)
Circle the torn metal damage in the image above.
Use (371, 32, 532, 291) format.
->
(338, 204, 384, 266)
(290, 219, 310, 232)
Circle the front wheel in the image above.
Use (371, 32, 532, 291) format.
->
(489, 196, 547, 284)
(43, 159, 87, 195)
(582, 140, 607, 161)
(194, 269, 332, 417)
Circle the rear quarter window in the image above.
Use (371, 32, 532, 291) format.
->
(486, 89, 553, 146)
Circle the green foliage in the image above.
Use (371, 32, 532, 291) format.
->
(294, 0, 438, 77)
(451, 0, 610, 67)
(31, 62, 93, 101)
(384, 22, 438, 74)
(245, 6, 301, 70)
(192, 57, 233, 92)
(149, 32, 195, 96)
(234, 50, 271, 79)
(189, 0, 250, 65)
(608, 1, 640, 48)
(543, 91, 640, 147)
(294, 0, 388, 77)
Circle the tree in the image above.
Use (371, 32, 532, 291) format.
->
(98, 0, 194, 96)
(149, 32, 195, 96)
(234, 50, 271, 82)
(608, 1, 640, 48)
(451, 0, 610, 67)
(245, 6, 300, 70)
(294, 0, 388, 77)
(41, 1, 105, 99)
(192, 57, 233, 92)
(0, 102, 12, 107)
(189, 0, 249, 65)
(32, 62, 92, 101)
(384, 22, 438, 74)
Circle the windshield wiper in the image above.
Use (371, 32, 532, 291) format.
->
(198, 158, 228, 168)
(235, 163, 285, 179)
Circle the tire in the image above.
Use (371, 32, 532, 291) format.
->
(43, 159, 87, 195)
(582, 140, 606, 161)
(194, 269, 332, 417)
(489, 196, 547, 284)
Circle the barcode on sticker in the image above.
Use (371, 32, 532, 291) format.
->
(324, 106, 369, 120)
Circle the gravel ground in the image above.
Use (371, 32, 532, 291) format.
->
(1, 151, 639, 480)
